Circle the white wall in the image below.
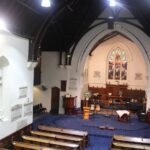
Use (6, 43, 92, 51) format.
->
(33, 52, 68, 114)
(0, 32, 34, 139)
(88, 35, 147, 90)
(70, 29, 150, 109)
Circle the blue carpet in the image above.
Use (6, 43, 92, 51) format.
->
(32, 114, 150, 150)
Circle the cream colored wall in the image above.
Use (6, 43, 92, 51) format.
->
(88, 35, 147, 90)
(70, 5, 150, 110)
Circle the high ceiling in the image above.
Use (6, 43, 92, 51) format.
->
(0, 0, 150, 60)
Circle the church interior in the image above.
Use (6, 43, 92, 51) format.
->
(0, 0, 150, 149)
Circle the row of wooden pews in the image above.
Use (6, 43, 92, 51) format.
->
(111, 135, 150, 149)
(12, 125, 88, 150)
(30, 130, 83, 147)
(38, 125, 88, 147)
(13, 141, 61, 150)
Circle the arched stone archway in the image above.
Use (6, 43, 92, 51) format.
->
(69, 22, 150, 110)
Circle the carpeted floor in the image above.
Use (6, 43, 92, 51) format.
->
(32, 114, 150, 150)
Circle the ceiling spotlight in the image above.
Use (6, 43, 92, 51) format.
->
(109, 0, 116, 7)
(41, 0, 51, 7)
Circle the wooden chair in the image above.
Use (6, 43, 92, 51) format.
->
(111, 135, 150, 149)
(22, 135, 80, 150)
(13, 141, 62, 150)
(38, 125, 88, 147)
(31, 130, 84, 149)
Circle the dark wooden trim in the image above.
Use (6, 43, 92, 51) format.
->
(0, 124, 31, 149)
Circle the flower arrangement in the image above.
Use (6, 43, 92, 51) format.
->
(65, 93, 71, 98)
(84, 92, 91, 100)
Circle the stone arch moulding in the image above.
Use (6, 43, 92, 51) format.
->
(0, 56, 9, 68)
(0, 55, 9, 86)
(71, 22, 150, 74)
(0, 55, 9, 121)
(70, 22, 150, 110)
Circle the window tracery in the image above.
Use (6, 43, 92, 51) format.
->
(108, 48, 127, 80)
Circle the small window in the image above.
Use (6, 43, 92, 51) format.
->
(61, 80, 67, 91)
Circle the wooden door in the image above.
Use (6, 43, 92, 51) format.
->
(51, 87, 60, 114)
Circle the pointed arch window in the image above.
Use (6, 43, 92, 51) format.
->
(108, 48, 127, 80)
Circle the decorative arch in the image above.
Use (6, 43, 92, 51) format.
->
(69, 22, 150, 109)
(71, 23, 149, 75)
(0, 56, 9, 121)
(0, 56, 9, 67)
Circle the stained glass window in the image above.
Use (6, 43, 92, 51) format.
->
(108, 48, 127, 80)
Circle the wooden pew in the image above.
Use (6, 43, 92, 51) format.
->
(13, 141, 63, 150)
(111, 135, 150, 150)
(112, 141, 150, 150)
(22, 135, 80, 150)
(113, 135, 150, 144)
(38, 125, 88, 146)
(30, 130, 84, 149)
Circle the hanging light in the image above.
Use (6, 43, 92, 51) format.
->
(109, 0, 116, 7)
(41, 0, 51, 7)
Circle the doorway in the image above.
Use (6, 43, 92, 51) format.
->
(51, 87, 60, 114)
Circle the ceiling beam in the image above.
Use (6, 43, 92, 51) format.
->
(15, 0, 42, 16)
